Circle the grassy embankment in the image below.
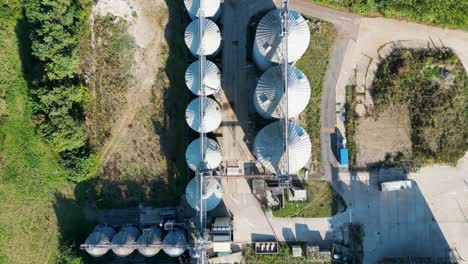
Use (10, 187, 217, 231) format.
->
(309, 0, 467, 30)
(0, 2, 95, 263)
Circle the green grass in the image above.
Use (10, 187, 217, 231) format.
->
(309, 0, 468, 30)
(296, 18, 337, 175)
(0, 4, 94, 263)
(273, 180, 346, 218)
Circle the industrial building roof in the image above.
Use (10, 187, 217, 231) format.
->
(254, 121, 311, 175)
(185, 18, 221, 57)
(185, 59, 221, 96)
(185, 137, 222, 171)
(185, 97, 222, 133)
(185, 177, 223, 211)
(254, 65, 311, 119)
(253, 9, 310, 69)
(184, 0, 221, 20)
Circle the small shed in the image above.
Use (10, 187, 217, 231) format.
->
(288, 187, 307, 202)
(292, 245, 302, 257)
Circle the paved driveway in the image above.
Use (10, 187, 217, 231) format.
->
(336, 153, 468, 263)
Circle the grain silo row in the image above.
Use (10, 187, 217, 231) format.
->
(252, 9, 312, 176)
(84, 225, 187, 258)
(183, 1, 223, 212)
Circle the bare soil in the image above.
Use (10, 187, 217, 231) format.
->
(86, 0, 176, 206)
(355, 105, 412, 167)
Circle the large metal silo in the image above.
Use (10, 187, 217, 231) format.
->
(253, 9, 310, 71)
(84, 225, 116, 257)
(163, 229, 187, 257)
(185, 97, 222, 133)
(254, 121, 311, 175)
(111, 226, 141, 257)
(254, 65, 311, 119)
(185, 59, 221, 96)
(184, 18, 221, 58)
(185, 177, 222, 211)
(186, 137, 222, 171)
(137, 227, 164, 257)
(184, 0, 221, 21)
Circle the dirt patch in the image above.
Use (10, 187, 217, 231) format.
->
(86, 0, 181, 206)
(355, 105, 412, 167)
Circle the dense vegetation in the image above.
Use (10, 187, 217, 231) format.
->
(297, 18, 336, 174)
(344, 85, 359, 167)
(311, 0, 468, 30)
(23, 0, 98, 182)
(371, 48, 467, 166)
(0, 1, 97, 263)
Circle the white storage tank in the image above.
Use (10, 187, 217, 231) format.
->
(185, 59, 221, 96)
(254, 65, 311, 119)
(186, 137, 222, 171)
(185, 18, 221, 58)
(185, 97, 222, 133)
(84, 225, 116, 257)
(185, 177, 223, 211)
(137, 227, 165, 257)
(111, 226, 141, 257)
(163, 229, 187, 257)
(254, 121, 311, 175)
(253, 9, 310, 71)
(184, 0, 221, 21)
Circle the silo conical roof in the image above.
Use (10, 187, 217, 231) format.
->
(84, 225, 116, 257)
(185, 18, 221, 57)
(137, 227, 164, 257)
(254, 121, 311, 174)
(186, 137, 222, 171)
(185, 177, 223, 211)
(254, 65, 311, 119)
(163, 229, 187, 257)
(185, 60, 221, 96)
(111, 226, 141, 257)
(185, 97, 222, 133)
(253, 9, 310, 71)
(184, 0, 221, 20)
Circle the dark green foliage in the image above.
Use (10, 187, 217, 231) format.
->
(22, 0, 97, 175)
(372, 48, 467, 166)
(24, 0, 85, 80)
(311, 0, 468, 29)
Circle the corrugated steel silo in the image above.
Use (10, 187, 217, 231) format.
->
(254, 121, 311, 175)
(163, 229, 187, 257)
(84, 225, 116, 257)
(185, 18, 221, 58)
(137, 227, 164, 257)
(111, 226, 141, 257)
(186, 137, 222, 171)
(185, 60, 221, 96)
(184, 0, 221, 21)
(185, 177, 222, 211)
(185, 97, 222, 133)
(253, 9, 310, 71)
(254, 65, 310, 119)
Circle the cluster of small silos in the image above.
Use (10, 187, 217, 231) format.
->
(252, 9, 312, 176)
(83, 225, 187, 258)
(183, 0, 223, 211)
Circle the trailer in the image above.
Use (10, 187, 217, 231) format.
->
(379, 180, 412, 192)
